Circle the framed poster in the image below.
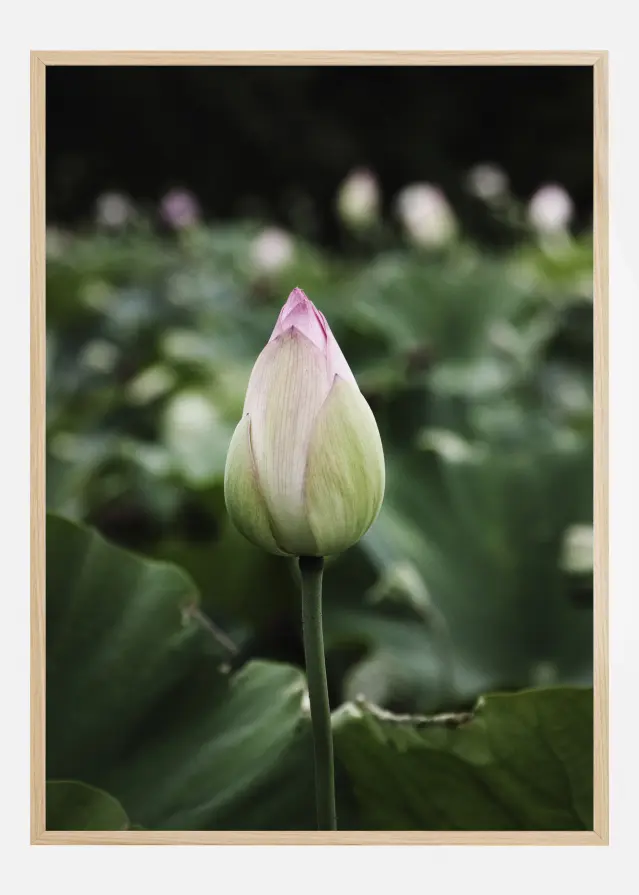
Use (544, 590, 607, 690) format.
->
(31, 50, 608, 845)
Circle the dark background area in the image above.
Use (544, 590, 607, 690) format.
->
(46, 65, 593, 244)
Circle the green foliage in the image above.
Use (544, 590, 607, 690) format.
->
(46, 781, 131, 831)
(334, 688, 592, 830)
(46, 513, 592, 831)
(46, 216, 593, 830)
(47, 515, 316, 830)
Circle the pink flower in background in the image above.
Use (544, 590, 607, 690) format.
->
(160, 188, 200, 229)
(528, 184, 573, 235)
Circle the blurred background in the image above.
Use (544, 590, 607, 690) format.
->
(45, 65, 594, 827)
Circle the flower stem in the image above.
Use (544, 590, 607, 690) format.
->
(298, 555, 336, 831)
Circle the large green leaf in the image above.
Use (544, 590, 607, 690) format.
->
(46, 780, 131, 831)
(344, 429, 593, 711)
(334, 686, 593, 830)
(46, 514, 316, 830)
(103, 661, 314, 831)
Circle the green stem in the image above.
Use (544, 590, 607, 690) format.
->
(298, 555, 336, 831)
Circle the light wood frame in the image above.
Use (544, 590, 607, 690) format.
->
(31, 49, 609, 846)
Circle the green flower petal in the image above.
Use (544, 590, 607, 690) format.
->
(304, 377, 385, 556)
(223, 414, 288, 556)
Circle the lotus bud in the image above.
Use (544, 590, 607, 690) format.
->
(528, 183, 573, 235)
(466, 163, 509, 202)
(336, 168, 380, 230)
(160, 188, 200, 229)
(95, 191, 135, 229)
(396, 183, 457, 248)
(224, 288, 385, 557)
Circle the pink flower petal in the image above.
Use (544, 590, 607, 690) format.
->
(269, 287, 326, 353)
(270, 288, 357, 387)
(314, 307, 358, 387)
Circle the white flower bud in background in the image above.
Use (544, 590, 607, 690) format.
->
(160, 188, 200, 229)
(396, 183, 457, 248)
(466, 163, 509, 202)
(336, 168, 380, 230)
(79, 339, 119, 375)
(528, 183, 573, 235)
(96, 192, 134, 229)
(560, 524, 593, 575)
(126, 365, 176, 405)
(224, 288, 385, 557)
(530, 660, 559, 688)
(250, 227, 295, 275)
(46, 226, 71, 260)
